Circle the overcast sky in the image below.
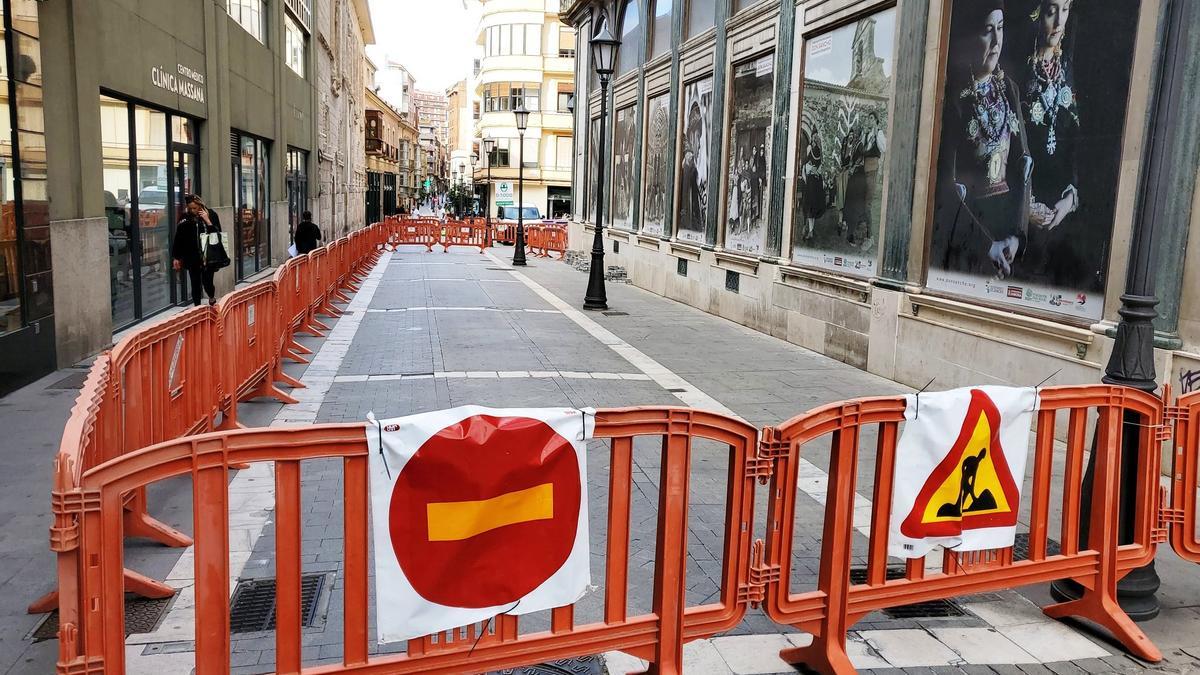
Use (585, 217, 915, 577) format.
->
(366, 0, 480, 93)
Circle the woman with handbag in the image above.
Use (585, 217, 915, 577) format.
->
(171, 194, 229, 306)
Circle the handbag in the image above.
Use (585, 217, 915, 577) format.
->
(203, 230, 231, 269)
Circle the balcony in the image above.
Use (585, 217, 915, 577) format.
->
(539, 111, 573, 133)
(544, 55, 574, 76)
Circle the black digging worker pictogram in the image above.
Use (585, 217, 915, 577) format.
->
(936, 448, 998, 519)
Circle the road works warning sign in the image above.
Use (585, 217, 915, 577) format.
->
(367, 406, 593, 642)
(889, 387, 1037, 558)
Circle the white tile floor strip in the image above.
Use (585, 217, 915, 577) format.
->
(331, 371, 652, 383)
(483, 252, 1108, 671)
(125, 251, 392, 666)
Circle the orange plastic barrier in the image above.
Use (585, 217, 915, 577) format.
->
(757, 386, 1171, 671)
(440, 221, 488, 253)
(526, 225, 567, 259)
(30, 222, 390, 621)
(1169, 390, 1200, 562)
(388, 219, 437, 252)
(53, 408, 759, 674)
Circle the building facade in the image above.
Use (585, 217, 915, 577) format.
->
(0, 0, 377, 395)
(446, 79, 477, 190)
(365, 82, 402, 224)
(474, 0, 576, 220)
(414, 89, 451, 197)
(562, 0, 1200, 399)
(315, 0, 374, 238)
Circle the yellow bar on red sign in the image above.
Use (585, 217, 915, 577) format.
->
(426, 483, 554, 542)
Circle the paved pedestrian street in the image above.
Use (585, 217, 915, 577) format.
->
(6, 248, 1200, 675)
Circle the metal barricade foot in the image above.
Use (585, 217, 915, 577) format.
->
(779, 641, 857, 674)
(1043, 594, 1163, 662)
(124, 507, 193, 548)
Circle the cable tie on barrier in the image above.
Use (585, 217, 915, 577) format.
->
(1029, 369, 1061, 412)
(914, 377, 936, 420)
(367, 411, 392, 480)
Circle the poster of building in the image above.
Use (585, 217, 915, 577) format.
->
(611, 105, 637, 230)
(587, 117, 600, 223)
(642, 94, 671, 236)
(676, 77, 712, 244)
(724, 54, 775, 256)
(791, 9, 895, 277)
(927, 0, 1141, 321)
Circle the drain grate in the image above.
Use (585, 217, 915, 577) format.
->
(229, 574, 325, 633)
(491, 654, 604, 674)
(486, 267, 514, 271)
(602, 311, 628, 316)
(848, 567, 966, 619)
(1012, 532, 1062, 561)
(46, 371, 89, 390)
(33, 596, 171, 642)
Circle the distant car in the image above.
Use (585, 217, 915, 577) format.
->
(493, 205, 543, 245)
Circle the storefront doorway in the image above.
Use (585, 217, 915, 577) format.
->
(101, 95, 201, 329)
(231, 131, 270, 279)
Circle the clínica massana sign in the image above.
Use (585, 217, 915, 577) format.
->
(151, 64, 206, 103)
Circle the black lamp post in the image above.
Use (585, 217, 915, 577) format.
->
(513, 104, 530, 266)
(471, 152, 479, 216)
(484, 137, 495, 236)
(583, 22, 619, 311)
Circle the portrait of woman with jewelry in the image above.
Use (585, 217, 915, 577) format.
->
(930, 0, 1032, 280)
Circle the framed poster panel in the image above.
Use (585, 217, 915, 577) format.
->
(676, 76, 714, 244)
(587, 116, 600, 223)
(926, 0, 1141, 321)
(723, 53, 775, 256)
(611, 104, 638, 229)
(642, 93, 671, 236)
(791, 8, 896, 277)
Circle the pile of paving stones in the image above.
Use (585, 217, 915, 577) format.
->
(561, 250, 631, 284)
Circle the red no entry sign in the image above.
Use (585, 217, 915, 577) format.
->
(388, 414, 583, 609)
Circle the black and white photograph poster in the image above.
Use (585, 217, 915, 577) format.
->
(642, 94, 670, 236)
(610, 105, 637, 230)
(676, 77, 713, 244)
(724, 54, 775, 256)
(587, 117, 600, 223)
(791, 9, 894, 277)
(928, 0, 1140, 320)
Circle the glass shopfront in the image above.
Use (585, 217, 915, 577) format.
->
(101, 95, 200, 328)
(231, 131, 270, 278)
(286, 146, 307, 244)
(0, 0, 52, 394)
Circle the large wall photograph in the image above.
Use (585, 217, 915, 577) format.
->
(927, 0, 1141, 320)
(791, 9, 895, 276)
(676, 77, 713, 244)
(724, 54, 775, 256)
(642, 94, 670, 236)
(588, 117, 600, 223)
(611, 105, 637, 230)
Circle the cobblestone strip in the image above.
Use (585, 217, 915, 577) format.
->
(123, 251, 392, 669)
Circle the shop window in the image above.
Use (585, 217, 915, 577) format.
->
(227, 0, 266, 43)
(686, 0, 716, 39)
(286, 147, 308, 244)
(616, 0, 642, 76)
(284, 11, 307, 78)
(650, 0, 672, 58)
(642, 93, 670, 236)
(790, 8, 894, 277)
(676, 77, 713, 243)
(732, 0, 759, 13)
(610, 105, 637, 229)
(231, 131, 270, 279)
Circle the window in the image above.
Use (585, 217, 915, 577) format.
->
(473, 59, 481, 77)
(286, 148, 308, 244)
(231, 131, 270, 278)
(522, 137, 539, 168)
(284, 0, 311, 29)
(526, 24, 541, 55)
(651, 0, 672, 58)
(483, 82, 540, 113)
(227, 0, 266, 43)
(559, 26, 576, 58)
(557, 84, 575, 112)
(489, 140, 511, 167)
(472, 101, 480, 120)
(685, 0, 716, 39)
(485, 24, 542, 56)
(284, 12, 306, 77)
(555, 136, 573, 170)
(732, 0, 759, 13)
(616, 0, 642, 75)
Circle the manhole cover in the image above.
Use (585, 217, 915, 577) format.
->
(32, 595, 171, 642)
(46, 371, 89, 390)
(601, 311, 628, 317)
(1012, 532, 1061, 561)
(229, 574, 325, 633)
(848, 567, 966, 619)
(490, 655, 604, 674)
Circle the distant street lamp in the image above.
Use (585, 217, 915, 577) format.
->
(471, 152, 479, 216)
(513, 104, 531, 267)
(583, 22, 620, 311)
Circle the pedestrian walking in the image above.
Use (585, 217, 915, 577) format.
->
(294, 211, 322, 254)
(171, 194, 228, 306)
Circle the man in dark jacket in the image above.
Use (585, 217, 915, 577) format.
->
(294, 211, 321, 254)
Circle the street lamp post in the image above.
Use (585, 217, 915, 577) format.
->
(513, 105, 530, 267)
(583, 23, 620, 311)
(471, 152, 479, 216)
(484, 137, 495, 240)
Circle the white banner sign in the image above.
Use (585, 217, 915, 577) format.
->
(889, 386, 1037, 558)
(367, 406, 593, 642)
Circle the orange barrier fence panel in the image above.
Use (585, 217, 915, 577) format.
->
(758, 385, 1166, 673)
(440, 221, 488, 253)
(1170, 389, 1200, 562)
(59, 406, 760, 674)
(216, 281, 299, 430)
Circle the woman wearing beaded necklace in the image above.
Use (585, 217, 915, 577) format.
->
(1020, 0, 1081, 282)
(931, 0, 1032, 280)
